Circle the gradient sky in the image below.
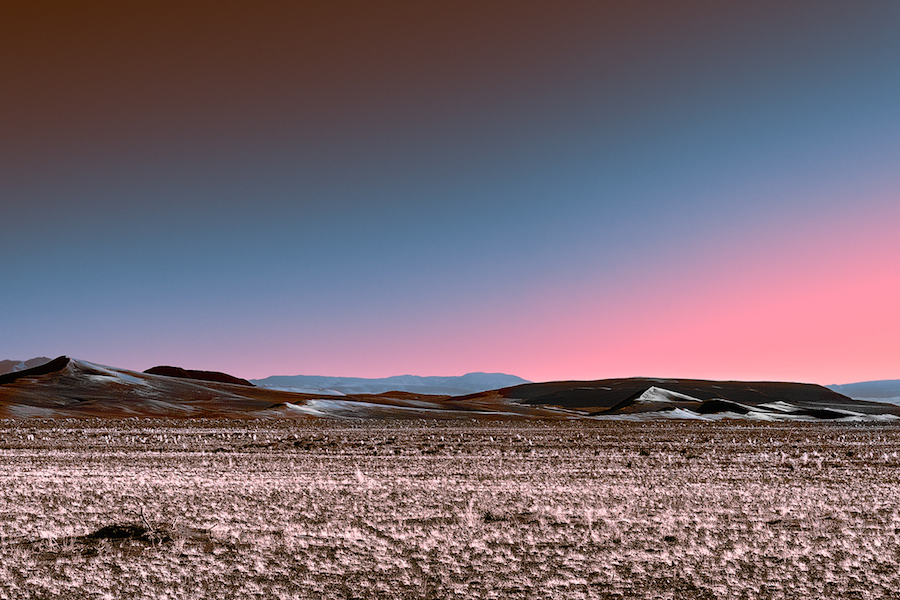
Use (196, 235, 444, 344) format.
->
(2, 1, 899, 384)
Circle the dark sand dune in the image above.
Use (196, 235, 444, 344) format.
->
(0, 357, 293, 418)
(501, 378, 849, 407)
(144, 366, 254, 387)
(476, 377, 900, 419)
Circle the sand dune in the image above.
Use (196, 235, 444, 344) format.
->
(144, 365, 255, 387)
(1, 357, 897, 421)
(0, 357, 547, 420)
(475, 377, 900, 421)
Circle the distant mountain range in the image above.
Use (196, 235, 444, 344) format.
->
(6, 357, 897, 403)
(1, 356, 898, 421)
(250, 372, 529, 396)
(827, 380, 900, 404)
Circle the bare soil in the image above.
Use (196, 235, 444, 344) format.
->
(1, 419, 899, 599)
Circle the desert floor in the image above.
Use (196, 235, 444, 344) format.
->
(1, 419, 899, 599)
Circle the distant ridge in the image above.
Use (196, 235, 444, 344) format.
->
(827, 380, 900, 405)
(251, 372, 529, 396)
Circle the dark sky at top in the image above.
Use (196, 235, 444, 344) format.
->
(3, 1, 899, 382)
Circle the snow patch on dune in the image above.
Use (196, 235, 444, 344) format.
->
(283, 399, 430, 418)
(637, 386, 702, 404)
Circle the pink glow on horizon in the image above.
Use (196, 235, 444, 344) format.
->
(154, 197, 900, 386)
(206, 241, 897, 385)
(508, 197, 900, 385)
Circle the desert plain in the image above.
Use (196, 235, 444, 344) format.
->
(2, 419, 899, 599)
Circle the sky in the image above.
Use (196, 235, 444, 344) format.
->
(2, 1, 899, 384)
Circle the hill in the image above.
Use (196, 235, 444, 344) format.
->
(1, 357, 897, 421)
(0, 357, 552, 419)
(144, 365, 255, 387)
(459, 377, 900, 421)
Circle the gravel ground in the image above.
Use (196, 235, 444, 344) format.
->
(1, 419, 899, 599)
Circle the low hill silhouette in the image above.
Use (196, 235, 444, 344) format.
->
(144, 366, 254, 387)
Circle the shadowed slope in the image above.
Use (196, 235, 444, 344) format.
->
(0, 357, 53, 376)
(0, 356, 71, 385)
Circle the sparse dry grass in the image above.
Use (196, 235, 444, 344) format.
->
(1, 419, 899, 598)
